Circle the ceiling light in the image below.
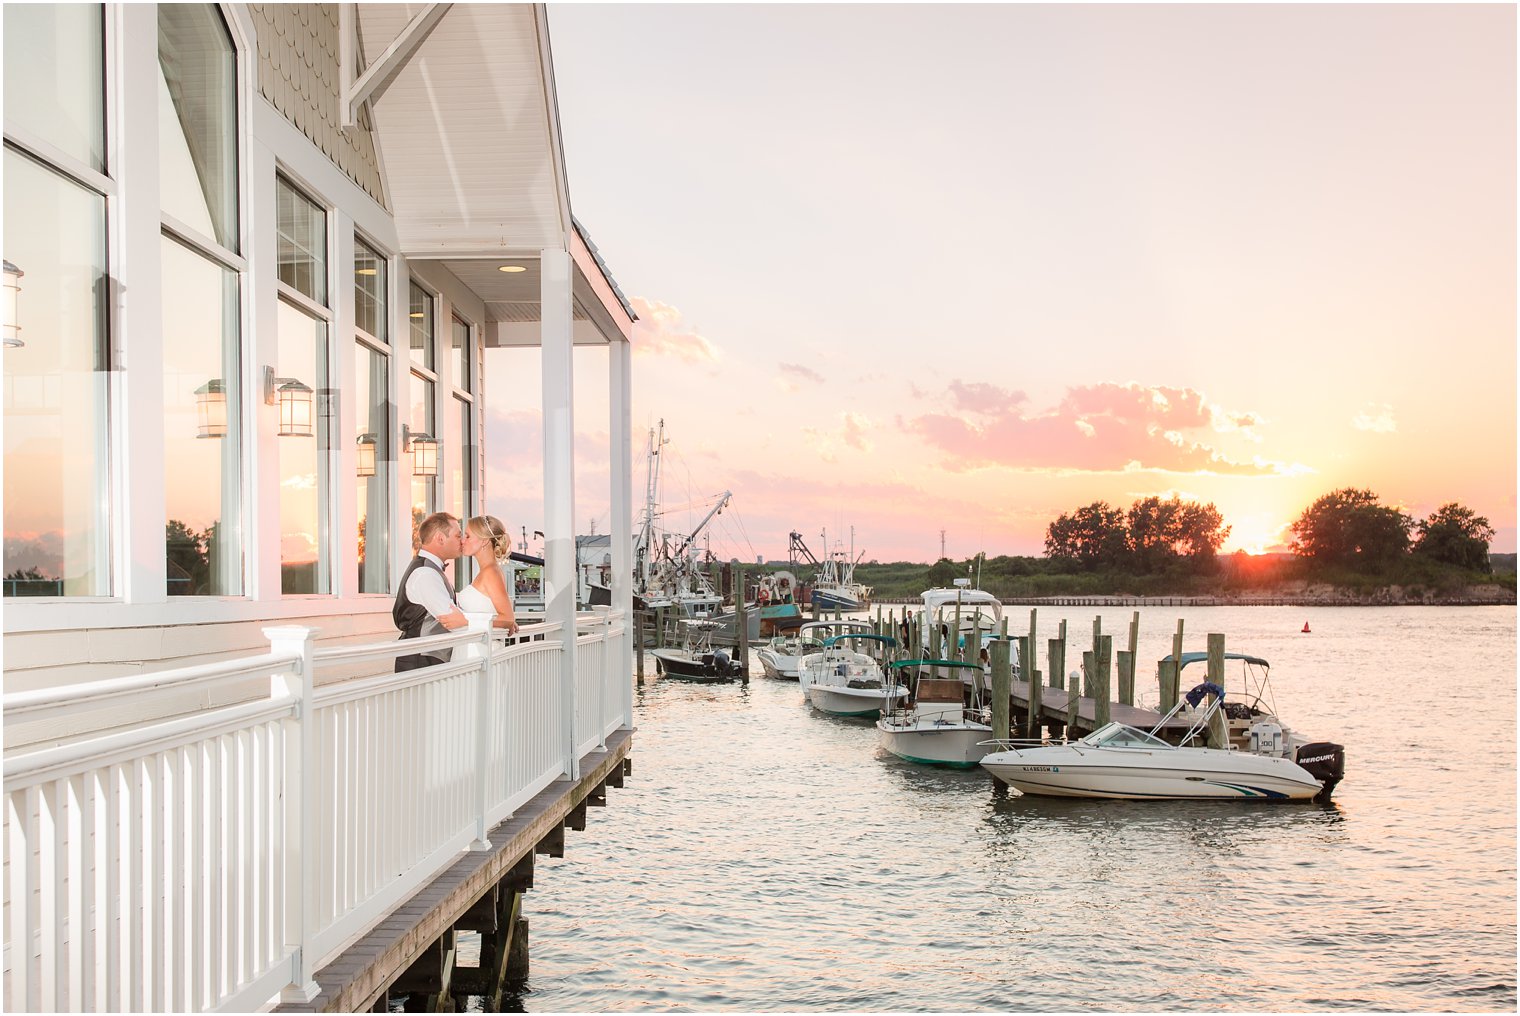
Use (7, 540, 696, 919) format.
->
(497, 265, 527, 273)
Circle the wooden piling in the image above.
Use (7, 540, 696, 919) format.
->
(1206, 632, 1227, 749)
(1050, 618, 1067, 690)
(1158, 658, 1178, 713)
(989, 639, 1012, 741)
(1093, 635, 1112, 727)
(733, 564, 747, 653)
(1117, 650, 1134, 706)
(1069, 653, 1086, 731)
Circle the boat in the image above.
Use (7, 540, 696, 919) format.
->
(788, 529, 872, 611)
(979, 652, 1346, 800)
(633, 420, 730, 621)
(649, 619, 747, 684)
(916, 579, 1005, 659)
(757, 618, 872, 680)
(875, 659, 994, 768)
(799, 634, 909, 718)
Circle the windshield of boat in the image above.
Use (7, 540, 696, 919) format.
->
(1084, 722, 1172, 749)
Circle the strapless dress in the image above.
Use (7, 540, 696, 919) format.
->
(458, 584, 495, 615)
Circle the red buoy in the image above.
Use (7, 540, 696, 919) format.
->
(1302, 622, 1311, 633)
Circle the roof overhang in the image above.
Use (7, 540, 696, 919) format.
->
(352, 3, 634, 344)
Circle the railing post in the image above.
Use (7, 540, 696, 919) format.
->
(465, 614, 495, 850)
(265, 625, 321, 1004)
(596, 607, 611, 750)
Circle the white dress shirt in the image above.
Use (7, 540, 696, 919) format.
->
(404, 549, 457, 620)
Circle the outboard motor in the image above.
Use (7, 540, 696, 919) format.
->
(1295, 742, 1346, 799)
(711, 649, 730, 677)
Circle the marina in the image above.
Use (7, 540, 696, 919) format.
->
(512, 605, 1516, 1012)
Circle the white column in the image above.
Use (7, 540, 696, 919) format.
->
(609, 337, 634, 727)
(540, 247, 578, 779)
(115, 4, 165, 603)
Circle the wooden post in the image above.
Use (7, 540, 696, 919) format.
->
(1117, 650, 1134, 706)
(989, 639, 1011, 741)
(930, 613, 942, 660)
(733, 564, 747, 653)
(1069, 651, 1087, 732)
(1092, 615, 1102, 667)
(1206, 632, 1227, 749)
(655, 606, 667, 648)
(1128, 610, 1139, 666)
(952, 598, 963, 662)
(1093, 635, 1112, 727)
(1050, 619, 1067, 690)
(1171, 618, 1185, 674)
(1158, 659, 1178, 713)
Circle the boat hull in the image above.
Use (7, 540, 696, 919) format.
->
(756, 649, 800, 680)
(806, 684, 908, 718)
(650, 648, 743, 684)
(810, 587, 863, 611)
(980, 746, 1324, 800)
(876, 721, 994, 768)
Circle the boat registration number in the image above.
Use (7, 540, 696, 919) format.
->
(1021, 765, 1056, 772)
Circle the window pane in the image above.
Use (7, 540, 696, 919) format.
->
(354, 238, 387, 342)
(277, 176, 326, 304)
(277, 298, 330, 594)
(3, 4, 105, 173)
(3, 148, 110, 597)
(162, 235, 242, 595)
(159, 4, 237, 251)
(451, 395, 475, 592)
(408, 371, 436, 543)
(409, 282, 434, 371)
(356, 341, 391, 594)
(451, 315, 471, 392)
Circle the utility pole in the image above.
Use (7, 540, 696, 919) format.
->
(940, 530, 946, 561)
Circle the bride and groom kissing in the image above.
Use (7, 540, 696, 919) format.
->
(393, 511, 521, 672)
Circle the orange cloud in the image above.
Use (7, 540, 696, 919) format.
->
(907, 381, 1290, 475)
(630, 297, 719, 363)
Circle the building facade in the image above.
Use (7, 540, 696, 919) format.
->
(3, 4, 636, 702)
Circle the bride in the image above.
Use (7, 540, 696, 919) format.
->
(459, 514, 521, 634)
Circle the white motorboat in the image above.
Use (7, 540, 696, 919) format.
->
(759, 619, 871, 680)
(916, 580, 1005, 660)
(799, 634, 908, 718)
(980, 653, 1345, 800)
(876, 659, 994, 768)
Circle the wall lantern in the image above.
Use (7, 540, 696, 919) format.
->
(263, 366, 314, 437)
(409, 431, 438, 477)
(356, 433, 377, 477)
(4, 260, 23, 348)
(195, 379, 227, 438)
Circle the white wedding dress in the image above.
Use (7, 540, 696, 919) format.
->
(458, 583, 495, 616)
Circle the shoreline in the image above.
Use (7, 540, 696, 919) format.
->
(870, 586, 1516, 608)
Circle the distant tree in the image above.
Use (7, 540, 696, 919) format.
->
(926, 557, 960, 587)
(1414, 502, 1494, 572)
(166, 519, 210, 593)
(1289, 488, 1412, 568)
(1046, 501, 1127, 570)
(1126, 496, 1182, 571)
(5, 566, 47, 581)
(1176, 500, 1230, 561)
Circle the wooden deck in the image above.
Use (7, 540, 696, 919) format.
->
(276, 729, 634, 1013)
(1005, 677, 1188, 732)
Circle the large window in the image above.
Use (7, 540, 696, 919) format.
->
(407, 283, 438, 545)
(160, 3, 243, 595)
(355, 236, 391, 594)
(2, 5, 111, 598)
(275, 177, 331, 594)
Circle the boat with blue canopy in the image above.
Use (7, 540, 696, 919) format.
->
(799, 634, 908, 718)
(876, 658, 994, 768)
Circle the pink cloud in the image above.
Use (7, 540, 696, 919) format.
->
(777, 363, 824, 393)
(630, 297, 719, 363)
(907, 381, 1288, 475)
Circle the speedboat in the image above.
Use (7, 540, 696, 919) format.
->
(758, 619, 871, 680)
(799, 634, 908, 718)
(650, 620, 747, 684)
(876, 659, 994, 768)
(980, 654, 1345, 800)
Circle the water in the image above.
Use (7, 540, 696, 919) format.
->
(516, 606, 1516, 1011)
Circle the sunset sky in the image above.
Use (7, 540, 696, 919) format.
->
(484, 3, 1516, 564)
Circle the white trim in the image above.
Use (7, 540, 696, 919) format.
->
(342, 3, 454, 129)
(160, 213, 248, 272)
(532, 4, 573, 247)
(332, 217, 359, 599)
(275, 279, 334, 323)
(1, 126, 116, 198)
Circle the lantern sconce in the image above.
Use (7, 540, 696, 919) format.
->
(356, 432, 377, 477)
(263, 366, 314, 437)
(195, 379, 227, 438)
(405, 425, 438, 477)
(4, 260, 23, 348)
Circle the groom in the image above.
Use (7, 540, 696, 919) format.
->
(393, 511, 469, 672)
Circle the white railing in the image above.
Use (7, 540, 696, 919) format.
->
(3, 608, 629, 1012)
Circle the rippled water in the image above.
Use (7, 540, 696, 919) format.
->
(516, 606, 1516, 1012)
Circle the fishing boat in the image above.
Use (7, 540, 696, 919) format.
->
(788, 528, 871, 611)
(979, 652, 1346, 800)
(758, 618, 872, 680)
(633, 420, 730, 621)
(799, 634, 909, 718)
(649, 620, 746, 684)
(876, 659, 994, 768)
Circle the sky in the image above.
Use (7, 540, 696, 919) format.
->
(484, 3, 1516, 565)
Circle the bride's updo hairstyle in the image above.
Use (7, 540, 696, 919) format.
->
(467, 515, 512, 565)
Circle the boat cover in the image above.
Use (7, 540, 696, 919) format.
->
(1163, 651, 1271, 670)
(1184, 681, 1226, 707)
(889, 658, 982, 670)
(823, 634, 897, 647)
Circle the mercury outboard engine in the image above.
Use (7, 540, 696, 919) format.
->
(1295, 742, 1346, 800)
